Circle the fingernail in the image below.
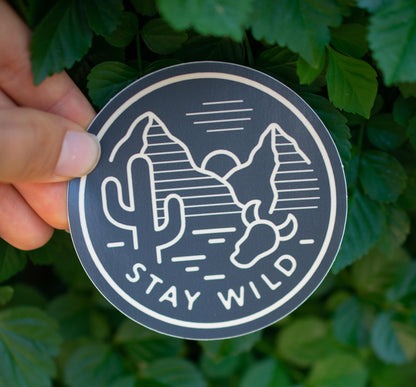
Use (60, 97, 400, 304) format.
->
(55, 131, 101, 178)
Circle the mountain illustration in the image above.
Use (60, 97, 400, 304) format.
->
(103, 111, 303, 273)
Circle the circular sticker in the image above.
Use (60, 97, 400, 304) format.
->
(68, 61, 347, 340)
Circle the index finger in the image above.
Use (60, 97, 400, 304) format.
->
(0, 0, 95, 127)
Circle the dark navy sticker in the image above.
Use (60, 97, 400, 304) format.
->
(68, 62, 347, 340)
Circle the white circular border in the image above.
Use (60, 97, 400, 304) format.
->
(78, 72, 338, 330)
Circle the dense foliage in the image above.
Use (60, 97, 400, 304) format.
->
(2, 0, 416, 386)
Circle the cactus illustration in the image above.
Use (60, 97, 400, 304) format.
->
(101, 154, 185, 264)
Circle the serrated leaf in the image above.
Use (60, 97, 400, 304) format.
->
(352, 248, 410, 297)
(331, 23, 368, 58)
(387, 262, 416, 302)
(30, 0, 93, 85)
(371, 312, 416, 364)
(326, 47, 378, 118)
(393, 95, 416, 126)
(0, 306, 61, 387)
(0, 239, 27, 283)
(87, 61, 139, 108)
(366, 114, 407, 151)
(376, 205, 410, 256)
(157, 0, 253, 41)
(240, 358, 291, 387)
(105, 11, 138, 48)
(114, 319, 183, 362)
(360, 150, 407, 202)
(256, 46, 299, 85)
(251, 0, 341, 67)
(64, 343, 123, 387)
(0, 286, 14, 306)
(303, 93, 351, 163)
(277, 317, 336, 367)
(200, 330, 261, 361)
(84, 0, 124, 37)
(142, 18, 188, 55)
(142, 358, 206, 387)
(368, 0, 416, 85)
(307, 352, 368, 387)
(297, 51, 326, 85)
(332, 188, 385, 273)
(332, 297, 370, 347)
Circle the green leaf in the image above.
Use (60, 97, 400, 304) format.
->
(111, 375, 139, 387)
(0, 306, 61, 387)
(352, 248, 410, 298)
(332, 188, 386, 273)
(141, 358, 206, 387)
(200, 330, 261, 361)
(326, 47, 378, 118)
(407, 116, 416, 150)
(371, 312, 416, 364)
(47, 293, 91, 339)
(114, 319, 183, 362)
(130, 0, 157, 16)
(0, 240, 27, 282)
(277, 317, 336, 367)
(51, 233, 92, 291)
(356, 0, 390, 12)
(366, 114, 407, 151)
(64, 343, 123, 387)
(240, 358, 291, 387)
(359, 150, 407, 202)
(387, 262, 416, 302)
(84, 0, 124, 37)
(393, 95, 416, 126)
(302, 93, 351, 163)
(250, 0, 342, 67)
(141, 18, 188, 55)
(332, 297, 370, 347)
(177, 36, 245, 63)
(307, 352, 368, 387)
(143, 59, 183, 75)
(105, 11, 138, 48)
(255, 46, 299, 85)
(297, 51, 326, 85)
(330, 23, 368, 58)
(7, 284, 47, 308)
(368, 0, 416, 85)
(87, 61, 139, 108)
(371, 363, 416, 387)
(28, 230, 75, 265)
(399, 82, 416, 98)
(0, 286, 14, 306)
(157, 0, 253, 41)
(200, 352, 242, 379)
(30, 0, 93, 85)
(376, 205, 410, 256)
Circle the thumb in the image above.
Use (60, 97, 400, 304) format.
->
(0, 107, 100, 183)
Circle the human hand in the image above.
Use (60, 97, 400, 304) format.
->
(0, 1, 100, 250)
